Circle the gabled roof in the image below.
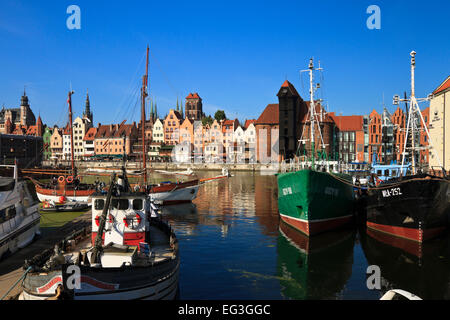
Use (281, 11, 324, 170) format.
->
(221, 119, 239, 133)
(95, 123, 136, 139)
(277, 80, 300, 97)
(83, 127, 97, 141)
(256, 104, 279, 125)
(433, 75, 450, 95)
(244, 119, 256, 129)
(166, 109, 183, 120)
(186, 92, 201, 99)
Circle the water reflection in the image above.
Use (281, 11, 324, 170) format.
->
(277, 221, 356, 299)
(151, 171, 450, 300)
(360, 227, 450, 299)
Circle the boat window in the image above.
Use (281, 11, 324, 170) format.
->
(6, 206, 16, 220)
(112, 199, 129, 210)
(0, 178, 15, 192)
(384, 170, 390, 177)
(0, 205, 15, 223)
(377, 170, 382, 176)
(133, 199, 143, 210)
(94, 199, 105, 210)
(391, 170, 398, 176)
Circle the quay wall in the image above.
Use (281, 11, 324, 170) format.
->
(41, 160, 281, 172)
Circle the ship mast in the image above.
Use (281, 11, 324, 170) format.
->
(301, 58, 323, 170)
(308, 59, 316, 170)
(396, 51, 442, 175)
(68, 90, 76, 177)
(141, 46, 149, 185)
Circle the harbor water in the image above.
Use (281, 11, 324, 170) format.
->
(159, 171, 450, 300)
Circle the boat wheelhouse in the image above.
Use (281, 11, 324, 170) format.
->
(20, 172, 180, 300)
(370, 162, 412, 183)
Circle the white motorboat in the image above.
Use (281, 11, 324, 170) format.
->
(0, 165, 40, 260)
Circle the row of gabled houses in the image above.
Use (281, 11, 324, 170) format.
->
(42, 92, 258, 163)
(3, 74, 449, 170)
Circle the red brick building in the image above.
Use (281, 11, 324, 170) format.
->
(329, 114, 365, 162)
(255, 104, 279, 163)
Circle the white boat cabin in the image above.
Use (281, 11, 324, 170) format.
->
(91, 193, 150, 249)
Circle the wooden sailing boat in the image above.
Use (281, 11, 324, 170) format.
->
(31, 91, 96, 203)
(139, 46, 200, 205)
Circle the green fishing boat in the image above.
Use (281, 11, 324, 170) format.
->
(277, 169, 354, 235)
(277, 58, 355, 236)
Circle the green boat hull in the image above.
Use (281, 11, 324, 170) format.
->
(277, 169, 355, 235)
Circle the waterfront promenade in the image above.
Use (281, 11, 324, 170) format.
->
(42, 160, 281, 172)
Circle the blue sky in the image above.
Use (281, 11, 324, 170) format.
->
(0, 0, 449, 127)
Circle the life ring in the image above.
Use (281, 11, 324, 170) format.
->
(66, 176, 74, 183)
(58, 176, 65, 183)
(123, 213, 142, 228)
(95, 215, 114, 227)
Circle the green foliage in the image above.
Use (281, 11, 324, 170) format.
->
(214, 110, 226, 122)
(202, 115, 214, 126)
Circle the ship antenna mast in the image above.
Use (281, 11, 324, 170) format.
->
(394, 51, 442, 175)
(301, 58, 323, 170)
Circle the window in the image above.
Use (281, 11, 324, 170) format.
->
(133, 199, 143, 210)
(112, 199, 129, 210)
(94, 199, 105, 210)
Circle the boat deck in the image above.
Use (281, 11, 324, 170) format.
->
(63, 224, 175, 266)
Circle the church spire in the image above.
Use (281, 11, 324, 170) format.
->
(149, 99, 154, 122)
(83, 89, 93, 123)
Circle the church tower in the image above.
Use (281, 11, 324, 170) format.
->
(185, 93, 202, 121)
(83, 90, 93, 123)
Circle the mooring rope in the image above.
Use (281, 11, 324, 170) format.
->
(0, 266, 33, 300)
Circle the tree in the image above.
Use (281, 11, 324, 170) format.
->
(202, 115, 214, 126)
(214, 110, 226, 122)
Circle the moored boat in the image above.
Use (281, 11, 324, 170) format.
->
(30, 91, 97, 203)
(366, 51, 450, 243)
(278, 169, 355, 235)
(41, 200, 90, 213)
(366, 173, 449, 242)
(0, 164, 40, 260)
(148, 179, 199, 205)
(20, 170, 180, 300)
(277, 58, 355, 236)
